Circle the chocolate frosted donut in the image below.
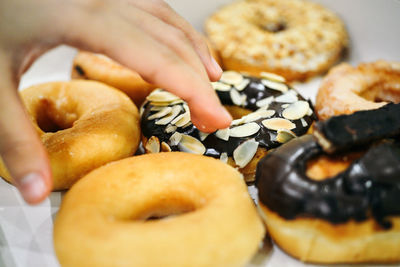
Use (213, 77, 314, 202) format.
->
(141, 71, 315, 182)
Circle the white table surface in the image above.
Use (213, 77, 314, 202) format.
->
(1, 0, 400, 266)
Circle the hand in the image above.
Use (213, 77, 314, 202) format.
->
(0, 0, 232, 204)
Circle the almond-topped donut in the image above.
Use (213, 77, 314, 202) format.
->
(140, 71, 316, 182)
(0, 80, 141, 190)
(205, 0, 348, 81)
(316, 60, 400, 120)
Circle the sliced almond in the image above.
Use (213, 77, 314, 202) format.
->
(233, 139, 259, 168)
(144, 136, 160, 153)
(220, 152, 228, 163)
(150, 106, 166, 111)
(198, 131, 209, 141)
(165, 124, 177, 133)
(282, 100, 310, 120)
(274, 90, 298, 103)
(261, 79, 288, 92)
(231, 117, 245, 126)
(212, 81, 231, 91)
(161, 141, 172, 152)
(301, 118, 308, 127)
(155, 105, 181, 125)
(215, 128, 230, 141)
(171, 111, 191, 127)
(148, 106, 172, 120)
(307, 107, 313, 116)
(256, 96, 274, 108)
(178, 134, 206, 155)
(230, 89, 246, 106)
(260, 72, 286, 82)
(235, 78, 250, 91)
(220, 71, 243, 85)
(230, 122, 260, 137)
(169, 132, 182, 146)
(139, 106, 145, 117)
(276, 129, 297, 143)
(262, 118, 296, 131)
(146, 89, 180, 103)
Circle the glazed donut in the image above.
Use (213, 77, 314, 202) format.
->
(140, 71, 316, 182)
(0, 80, 140, 190)
(54, 152, 265, 267)
(316, 60, 400, 120)
(205, 0, 348, 81)
(255, 105, 400, 263)
(71, 51, 155, 107)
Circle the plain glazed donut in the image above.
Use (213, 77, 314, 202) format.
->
(54, 152, 265, 267)
(140, 71, 315, 182)
(0, 80, 140, 190)
(71, 51, 155, 107)
(316, 60, 400, 120)
(255, 105, 400, 263)
(205, 0, 348, 81)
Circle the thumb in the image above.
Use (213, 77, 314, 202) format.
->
(0, 57, 52, 204)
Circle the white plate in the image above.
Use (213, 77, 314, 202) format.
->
(2, 1, 400, 266)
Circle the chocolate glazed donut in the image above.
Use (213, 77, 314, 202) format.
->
(256, 134, 400, 228)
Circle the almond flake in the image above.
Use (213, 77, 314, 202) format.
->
(155, 105, 181, 125)
(198, 131, 209, 141)
(230, 89, 246, 106)
(150, 106, 166, 111)
(261, 79, 288, 92)
(169, 132, 182, 146)
(274, 90, 298, 103)
(148, 106, 172, 120)
(282, 100, 310, 120)
(260, 72, 286, 82)
(215, 128, 230, 141)
(220, 152, 228, 163)
(301, 118, 308, 127)
(256, 96, 274, 108)
(233, 139, 259, 168)
(171, 112, 191, 127)
(144, 136, 160, 153)
(178, 135, 206, 155)
(262, 118, 296, 131)
(212, 81, 231, 91)
(230, 122, 260, 137)
(146, 89, 180, 103)
(231, 118, 245, 126)
(276, 129, 297, 143)
(161, 141, 172, 152)
(165, 124, 177, 133)
(220, 71, 243, 85)
(235, 78, 250, 91)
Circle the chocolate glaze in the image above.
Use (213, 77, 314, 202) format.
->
(314, 103, 400, 153)
(141, 74, 316, 158)
(256, 134, 400, 228)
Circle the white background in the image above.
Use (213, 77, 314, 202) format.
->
(1, 0, 400, 266)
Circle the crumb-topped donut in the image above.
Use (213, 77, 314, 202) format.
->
(0, 81, 141, 190)
(316, 60, 400, 120)
(54, 152, 265, 267)
(205, 0, 348, 81)
(255, 105, 400, 263)
(141, 71, 315, 182)
(71, 51, 155, 107)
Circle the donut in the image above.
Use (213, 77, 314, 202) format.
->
(255, 105, 400, 263)
(71, 51, 155, 107)
(205, 0, 348, 81)
(54, 152, 265, 267)
(316, 60, 400, 120)
(140, 71, 316, 182)
(0, 80, 141, 190)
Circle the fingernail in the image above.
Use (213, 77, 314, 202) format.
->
(18, 173, 47, 203)
(211, 57, 223, 75)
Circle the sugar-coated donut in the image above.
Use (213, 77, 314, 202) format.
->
(140, 71, 315, 182)
(255, 105, 400, 263)
(71, 51, 155, 107)
(0, 80, 140, 190)
(54, 152, 265, 267)
(316, 60, 400, 120)
(205, 0, 348, 81)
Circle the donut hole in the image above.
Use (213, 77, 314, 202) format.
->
(360, 83, 400, 104)
(134, 198, 198, 221)
(306, 151, 363, 181)
(259, 20, 287, 33)
(224, 105, 252, 120)
(36, 98, 78, 133)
